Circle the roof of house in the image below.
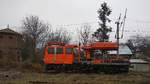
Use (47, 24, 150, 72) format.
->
(0, 28, 21, 35)
(130, 59, 149, 64)
(109, 44, 133, 55)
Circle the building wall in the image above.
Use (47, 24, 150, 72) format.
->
(130, 63, 150, 72)
(0, 33, 22, 48)
(0, 33, 22, 62)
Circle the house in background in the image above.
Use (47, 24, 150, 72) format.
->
(109, 44, 133, 59)
(0, 27, 22, 63)
(130, 59, 150, 72)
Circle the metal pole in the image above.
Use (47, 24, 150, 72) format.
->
(116, 22, 120, 58)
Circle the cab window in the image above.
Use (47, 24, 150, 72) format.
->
(66, 48, 73, 54)
(56, 48, 63, 54)
(48, 48, 54, 54)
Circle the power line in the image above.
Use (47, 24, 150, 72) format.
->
(111, 30, 150, 33)
(55, 21, 98, 27)
(54, 19, 150, 27)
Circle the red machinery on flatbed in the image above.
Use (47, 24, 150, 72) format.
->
(43, 42, 130, 73)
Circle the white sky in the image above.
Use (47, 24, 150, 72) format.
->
(0, 0, 150, 43)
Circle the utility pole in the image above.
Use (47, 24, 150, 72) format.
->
(115, 14, 121, 58)
(115, 9, 127, 58)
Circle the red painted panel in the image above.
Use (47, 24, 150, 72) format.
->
(83, 42, 118, 50)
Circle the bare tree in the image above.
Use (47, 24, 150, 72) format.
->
(126, 39, 135, 54)
(77, 23, 92, 46)
(22, 15, 50, 62)
(21, 33, 34, 61)
(126, 35, 150, 58)
(48, 28, 71, 44)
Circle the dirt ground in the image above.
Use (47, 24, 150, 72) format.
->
(0, 71, 150, 84)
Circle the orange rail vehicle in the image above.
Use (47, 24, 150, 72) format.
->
(43, 42, 130, 73)
(44, 42, 77, 64)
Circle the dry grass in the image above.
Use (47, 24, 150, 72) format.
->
(0, 62, 149, 84)
(0, 72, 150, 84)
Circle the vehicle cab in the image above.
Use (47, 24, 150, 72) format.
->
(43, 42, 78, 65)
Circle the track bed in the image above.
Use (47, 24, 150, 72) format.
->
(44, 63, 129, 73)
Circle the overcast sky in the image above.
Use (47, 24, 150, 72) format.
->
(0, 0, 150, 42)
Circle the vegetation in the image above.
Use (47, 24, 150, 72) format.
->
(48, 28, 71, 44)
(126, 35, 150, 59)
(22, 15, 50, 62)
(77, 23, 92, 45)
(93, 2, 112, 42)
(0, 72, 150, 84)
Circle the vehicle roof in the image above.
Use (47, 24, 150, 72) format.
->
(83, 42, 118, 50)
(47, 42, 78, 48)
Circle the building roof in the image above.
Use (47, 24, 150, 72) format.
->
(0, 28, 21, 35)
(109, 44, 133, 55)
(130, 59, 148, 64)
(119, 44, 133, 55)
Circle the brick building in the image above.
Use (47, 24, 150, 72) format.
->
(0, 28, 22, 63)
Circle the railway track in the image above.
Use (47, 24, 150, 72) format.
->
(29, 81, 54, 84)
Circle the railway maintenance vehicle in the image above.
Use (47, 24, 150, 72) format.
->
(43, 42, 130, 73)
